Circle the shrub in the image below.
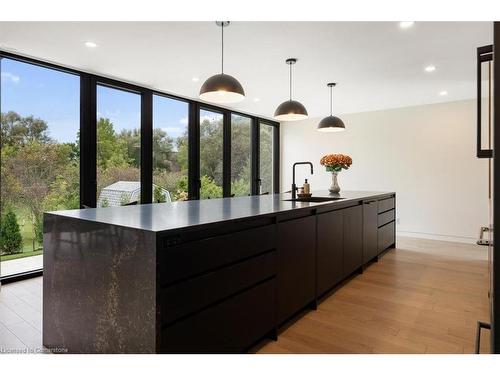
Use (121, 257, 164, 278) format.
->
(0, 210, 23, 255)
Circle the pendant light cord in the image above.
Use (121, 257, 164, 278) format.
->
(289, 63, 292, 101)
(221, 23, 224, 74)
(330, 85, 333, 116)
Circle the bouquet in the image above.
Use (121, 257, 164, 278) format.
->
(320, 154, 352, 173)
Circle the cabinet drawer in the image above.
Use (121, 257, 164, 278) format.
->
(158, 224, 276, 286)
(378, 209, 395, 227)
(378, 221, 395, 253)
(160, 251, 276, 326)
(161, 278, 275, 353)
(378, 197, 395, 213)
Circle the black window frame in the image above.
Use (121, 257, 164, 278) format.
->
(257, 119, 280, 195)
(0, 49, 280, 206)
(0, 49, 281, 283)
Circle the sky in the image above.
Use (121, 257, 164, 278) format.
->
(1, 58, 189, 144)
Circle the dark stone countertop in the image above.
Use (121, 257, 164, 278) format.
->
(46, 190, 394, 233)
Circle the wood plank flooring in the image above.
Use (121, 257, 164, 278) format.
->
(0, 237, 490, 354)
(254, 237, 490, 354)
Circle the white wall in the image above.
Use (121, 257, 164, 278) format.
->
(280, 99, 489, 243)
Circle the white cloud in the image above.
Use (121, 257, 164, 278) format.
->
(1, 72, 20, 84)
(179, 116, 188, 125)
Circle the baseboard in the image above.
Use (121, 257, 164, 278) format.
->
(396, 230, 477, 244)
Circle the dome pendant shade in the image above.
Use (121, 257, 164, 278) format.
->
(274, 58, 308, 121)
(199, 21, 245, 104)
(317, 115, 345, 132)
(274, 100, 308, 121)
(199, 73, 245, 104)
(317, 82, 345, 132)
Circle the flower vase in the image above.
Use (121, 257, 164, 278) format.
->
(329, 171, 340, 194)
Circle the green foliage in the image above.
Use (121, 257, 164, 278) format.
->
(153, 128, 176, 171)
(200, 175, 223, 199)
(0, 210, 23, 255)
(101, 198, 109, 208)
(120, 193, 130, 206)
(96, 118, 130, 169)
(200, 118, 223, 186)
(0, 111, 51, 148)
(171, 174, 222, 200)
(1, 109, 267, 259)
(34, 216, 43, 248)
(259, 125, 274, 194)
(325, 165, 349, 173)
(154, 185, 167, 203)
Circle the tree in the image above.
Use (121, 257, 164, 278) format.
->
(6, 141, 74, 250)
(119, 128, 141, 168)
(200, 118, 224, 186)
(152, 128, 176, 171)
(96, 118, 130, 169)
(0, 210, 23, 255)
(1, 111, 51, 148)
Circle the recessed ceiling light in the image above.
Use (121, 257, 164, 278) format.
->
(192, 77, 199, 82)
(84, 41, 97, 48)
(253, 97, 260, 102)
(439, 90, 448, 96)
(424, 65, 436, 72)
(399, 21, 415, 29)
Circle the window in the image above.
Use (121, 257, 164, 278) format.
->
(199, 109, 223, 199)
(152, 95, 189, 202)
(0, 58, 79, 276)
(96, 85, 141, 207)
(259, 122, 275, 194)
(231, 114, 252, 197)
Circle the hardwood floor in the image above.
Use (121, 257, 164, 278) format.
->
(0, 237, 490, 354)
(254, 237, 490, 354)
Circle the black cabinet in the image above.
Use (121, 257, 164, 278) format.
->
(277, 215, 316, 324)
(317, 210, 344, 296)
(363, 200, 378, 263)
(378, 221, 395, 254)
(343, 205, 363, 277)
(161, 278, 276, 353)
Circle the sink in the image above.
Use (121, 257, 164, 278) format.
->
(283, 196, 344, 203)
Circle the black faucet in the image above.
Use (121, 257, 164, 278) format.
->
(292, 162, 314, 199)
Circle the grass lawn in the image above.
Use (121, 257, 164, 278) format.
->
(1, 249, 43, 262)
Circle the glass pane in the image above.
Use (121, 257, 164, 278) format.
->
(152, 95, 189, 202)
(259, 123, 274, 194)
(199, 109, 223, 199)
(96, 85, 141, 207)
(231, 114, 252, 197)
(0, 58, 79, 276)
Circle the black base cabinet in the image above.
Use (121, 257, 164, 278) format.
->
(363, 200, 379, 263)
(342, 205, 364, 277)
(161, 278, 276, 353)
(317, 210, 344, 296)
(43, 192, 396, 353)
(277, 215, 317, 325)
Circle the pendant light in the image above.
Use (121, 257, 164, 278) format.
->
(274, 58, 308, 121)
(199, 21, 245, 104)
(317, 83, 345, 132)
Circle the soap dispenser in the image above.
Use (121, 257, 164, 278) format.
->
(303, 179, 310, 194)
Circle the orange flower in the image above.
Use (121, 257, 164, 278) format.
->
(320, 153, 352, 172)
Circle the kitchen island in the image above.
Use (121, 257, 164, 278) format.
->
(42, 191, 396, 353)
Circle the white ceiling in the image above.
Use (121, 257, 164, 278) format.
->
(0, 21, 493, 119)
